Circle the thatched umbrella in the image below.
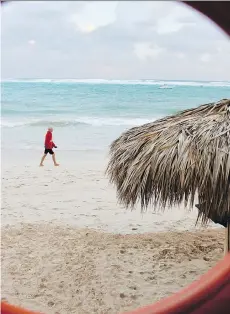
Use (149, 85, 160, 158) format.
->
(107, 99, 230, 253)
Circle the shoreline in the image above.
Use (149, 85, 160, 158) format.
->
(2, 223, 225, 314)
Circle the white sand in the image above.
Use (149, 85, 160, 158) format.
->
(1, 152, 215, 233)
(1, 153, 224, 313)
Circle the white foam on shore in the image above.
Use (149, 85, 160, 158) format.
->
(1, 116, 158, 128)
(2, 78, 230, 87)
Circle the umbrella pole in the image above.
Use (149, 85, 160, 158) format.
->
(224, 222, 230, 255)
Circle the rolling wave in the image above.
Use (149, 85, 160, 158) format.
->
(1, 116, 157, 128)
(2, 79, 230, 87)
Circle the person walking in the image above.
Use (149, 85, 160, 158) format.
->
(40, 127, 59, 167)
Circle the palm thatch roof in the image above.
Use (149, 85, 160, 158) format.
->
(107, 99, 230, 224)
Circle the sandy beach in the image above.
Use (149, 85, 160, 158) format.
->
(2, 151, 210, 233)
(1, 153, 225, 313)
(2, 225, 224, 314)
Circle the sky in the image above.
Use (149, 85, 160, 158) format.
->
(2, 1, 230, 81)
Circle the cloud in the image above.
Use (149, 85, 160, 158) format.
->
(200, 53, 211, 63)
(154, 4, 195, 34)
(1, 1, 230, 80)
(28, 39, 36, 45)
(70, 1, 117, 33)
(134, 42, 164, 61)
(176, 52, 185, 59)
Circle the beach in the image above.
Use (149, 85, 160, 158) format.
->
(2, 224, 224, 314)
(1, 153, 225, 314)
(2, 152, 203, 233)
(2, 80, 229, 313)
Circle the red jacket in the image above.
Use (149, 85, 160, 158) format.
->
(45, 131, 56, 149)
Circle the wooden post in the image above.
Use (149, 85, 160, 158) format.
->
(224, 222, 230, 255)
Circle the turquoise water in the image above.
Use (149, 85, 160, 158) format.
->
(2, 79, 230, 153)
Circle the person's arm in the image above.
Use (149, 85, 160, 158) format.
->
(51, 135, 57, 148)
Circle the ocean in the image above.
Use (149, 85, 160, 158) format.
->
(2, 79, 230, 156)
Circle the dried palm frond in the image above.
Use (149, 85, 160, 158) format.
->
(107, 99, 230, 225)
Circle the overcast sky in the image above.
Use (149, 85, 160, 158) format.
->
(2, 1, 230, 81)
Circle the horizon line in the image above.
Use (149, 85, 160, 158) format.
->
(2, 78, 230, 83)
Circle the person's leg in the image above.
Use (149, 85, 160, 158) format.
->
(52, 153, 59, 166)
(40, 154, 47, 166)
